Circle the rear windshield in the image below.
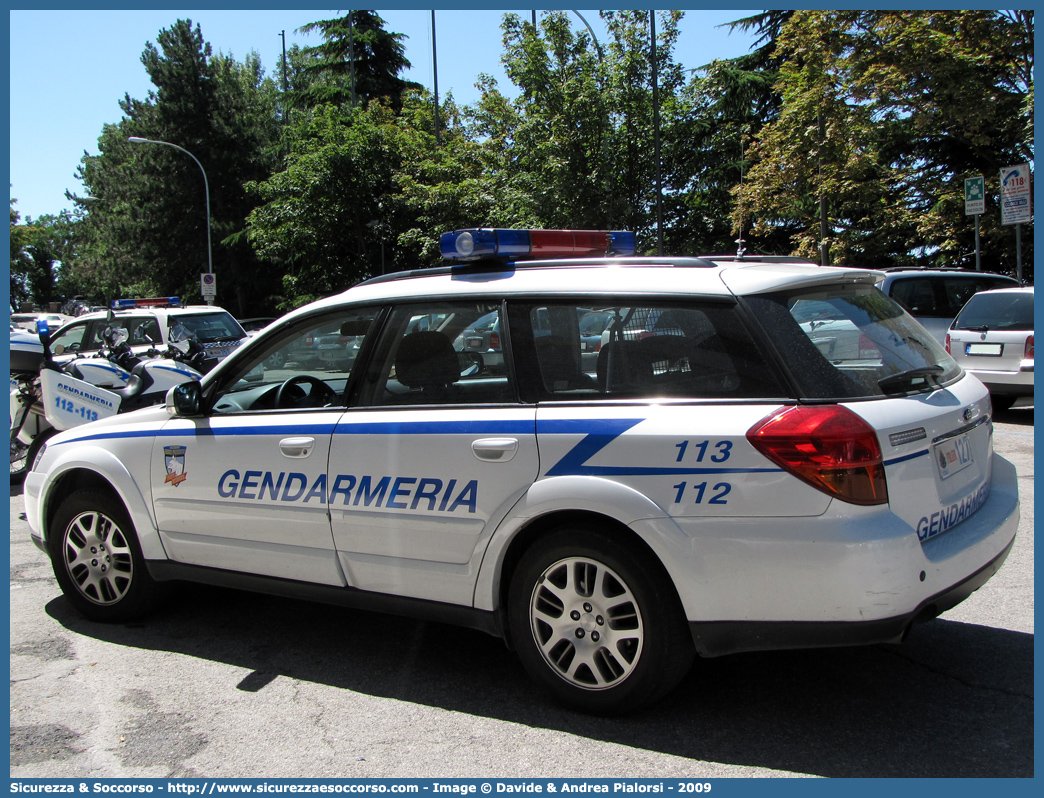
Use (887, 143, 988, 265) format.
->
(952, 292, 1033, 332)
(744, 284, 962, 400)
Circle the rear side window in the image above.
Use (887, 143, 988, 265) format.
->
(511, 299, 785, 401)
(364, 301, 516, 406)
(745, 285, 962, 400)
(888, 275, 1019, 318)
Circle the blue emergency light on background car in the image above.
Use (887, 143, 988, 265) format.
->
(110, 297, 182, 309)
(440, 228, 636, 262)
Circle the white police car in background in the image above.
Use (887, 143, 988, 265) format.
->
(45, 297, 248, 373)
(24, 229, 1020, 714)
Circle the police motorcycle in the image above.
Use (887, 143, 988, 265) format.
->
(10, 320, 210, 482)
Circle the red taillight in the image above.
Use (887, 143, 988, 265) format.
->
(746, 405, 888, 505)
(1025, 334, 1034, 360)
(944, 333, 951, 355)
(490, 331, 501, 350)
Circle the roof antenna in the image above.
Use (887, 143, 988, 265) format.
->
(736, 127, 747, 258)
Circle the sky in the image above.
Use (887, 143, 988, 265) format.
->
(8, 7, 760, 224)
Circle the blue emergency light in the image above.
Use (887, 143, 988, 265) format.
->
(440, 228, 636, 262)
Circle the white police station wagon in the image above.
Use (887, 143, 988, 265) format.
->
(24, 229, 1020, 714)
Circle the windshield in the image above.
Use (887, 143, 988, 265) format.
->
(745, 284, 962, 399)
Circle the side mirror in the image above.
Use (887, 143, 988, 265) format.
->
(166, 380, 203, 417)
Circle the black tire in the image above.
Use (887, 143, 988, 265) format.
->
(990, 394, 1017, 413)
(10, 430, 30, 484)
(508, 524, 695, 714)
(48, 489, 163, 623)
(23, 428, 56, 478)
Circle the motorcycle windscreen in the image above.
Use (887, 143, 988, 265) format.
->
(40, 369, 122, 430)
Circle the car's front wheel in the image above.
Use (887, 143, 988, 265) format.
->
(49, 490, 163, 622)
(508, 524, 694, 714)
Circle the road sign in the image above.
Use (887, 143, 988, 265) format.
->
(964, 176, 984, 215)
(200, 272, 217, 298)
(1000, 164, 1031, 225)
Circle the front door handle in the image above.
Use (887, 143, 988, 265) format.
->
(279, 437, 315, 458)
(472, 437, 519, 462)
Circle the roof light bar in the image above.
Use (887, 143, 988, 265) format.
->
(111, 297, 182, 310)
(440, 228, 636, 262)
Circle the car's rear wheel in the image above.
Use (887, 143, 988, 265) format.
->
(508, 524, 694, 714)
(49, 490, 163, 622)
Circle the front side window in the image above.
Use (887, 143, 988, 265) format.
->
(80, 315, 159, 352)
(512, 299, 785, 401)
(50, 321, 88, 354)
(207, 308, 380, 414)
(746, 284, 962, 399)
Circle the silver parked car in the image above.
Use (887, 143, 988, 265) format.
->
(946, 287, 1033, 412)
(877, 269, 1020, 345)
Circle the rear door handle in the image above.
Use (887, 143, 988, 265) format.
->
(472, 437, 519, 462)
(279, 437, 315, 458)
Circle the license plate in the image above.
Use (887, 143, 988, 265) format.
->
(935, 433, 974, 480)
(966, 343, 1003, 356)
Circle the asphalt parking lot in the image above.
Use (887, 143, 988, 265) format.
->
(9, 403, 1034, 779)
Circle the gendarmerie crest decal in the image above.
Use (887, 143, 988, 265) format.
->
(164, 445, 187, 486)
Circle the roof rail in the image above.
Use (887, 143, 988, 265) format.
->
(355, 256, 726, 288)
(878, 265, 968, 272)
(698, 255, 817, 265)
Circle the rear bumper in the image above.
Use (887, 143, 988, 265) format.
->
(689, 532, 1015, 657)
(966, 367, 1034, 396)
(654, 452, 1020, 656)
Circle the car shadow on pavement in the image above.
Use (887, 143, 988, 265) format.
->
(45, 580, 1033, 778)
(994, 401, 1034, 426)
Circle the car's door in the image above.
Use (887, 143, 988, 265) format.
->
(328, 300, 538, 606)
(150, 308, 380, 586)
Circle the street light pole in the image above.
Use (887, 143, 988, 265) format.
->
(128, 136, 213, 303)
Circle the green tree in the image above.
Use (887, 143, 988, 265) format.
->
(247, 102, 411, 305)
(294, 11, 422, 110)
(22, 212, 77, 308)
(469, 10, 691, 252)
(71, 20, 284, 312)
(665, 11, 793, 256)
(737, 10, 1033, 275)
(10, 199, 34, 310)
